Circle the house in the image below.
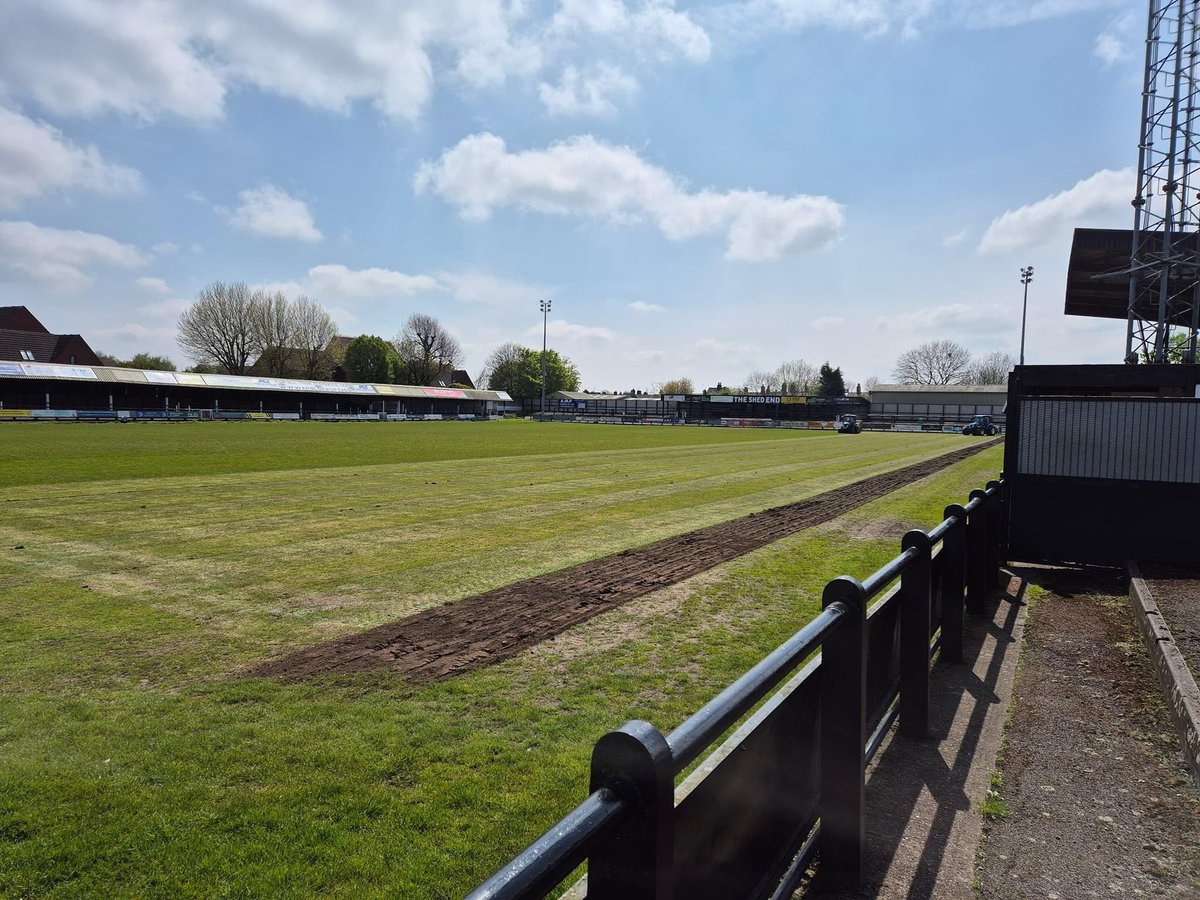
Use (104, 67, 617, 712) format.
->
(0, 306, 103, 367)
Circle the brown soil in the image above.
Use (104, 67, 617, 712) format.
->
(252, 442, 998, 683)
(977, 568, 1200, 899)
(1136, 563, 1200, 677)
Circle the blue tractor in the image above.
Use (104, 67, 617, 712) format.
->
(962, 414, 998, 436)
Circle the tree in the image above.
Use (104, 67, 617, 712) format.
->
(969, 351, 1015, 385)
(743, 370, 780, 393)
(98, 351, 176, 371)
(517, 347, 580, 399)
(776, 359, 818, 395)
(177, 281, 262, 375)
(658, 378, 694, 395)
(818, 361, 846, 397)
(1139, 330, 1197, 364)
(482, 344, 580, 400)
(892, 339, 973, 385)
(480, 342, 526, 396)
(863, 375, 882, 392)
(742, 359, 818, 395)
(251, 290, 295, 377)
(128, 352, 176, 371)
(392, 313, 462, 386)
(343, 335, 395, 383)
(292, 295, 338, 380)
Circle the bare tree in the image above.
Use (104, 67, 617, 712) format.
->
(177, 281, 262, 375)
(251, 290, 296, 377)
(479, 341, 525, 393)
(743, 370, 781, 393)
(968, 351, 1015, 385)
(892, 339, 973, 385)
(292, 295, 338, 380)
(393, 313, 463, 386)
(776, 358, 818, 394)
(742, 359, 818, 395)
(864, 375, 882, 392)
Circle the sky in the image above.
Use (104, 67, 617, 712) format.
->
(0, 0, 1146, 391)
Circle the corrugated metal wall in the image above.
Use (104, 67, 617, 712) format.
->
(1017, 397, 1200, 483)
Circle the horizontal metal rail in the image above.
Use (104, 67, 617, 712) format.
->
(465, 788, 625, 900)
(861, 547, 920, 600)
(467, 476, 1006, 900)
(667, 602, 848, 773)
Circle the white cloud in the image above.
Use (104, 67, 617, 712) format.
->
(692, 337, 758, 355)
(0, 1, 226, 120)
(137, 297, 189, 319)
(0, 220, 148, 290)
(0, 106, 141, 209)
(629, 300, 667, 314)
(327, 306, 360, 331)
(229, 184, 322, 242)
(942, 228, 968, 247)
(91, 321, 176, 344)
(710, 0, 1127, 41)
(978, 167, 1132, 254)
(812, 315, 845, 329)
(152, 241, 179, 255)
(539, 64, 639, 117)
(0, 1, 543, 123)
(874, 302, 1011, 335)
(526, 318, 618, 341)
(415, 133, 845, 261)
(552, 0, 711, 62)
(1095, 12, 1136, 67)
(305, 264, 438, 298)
(436, 271, 545, 307)
(256, 264, 542, 312)
(135, 276, 169, 294)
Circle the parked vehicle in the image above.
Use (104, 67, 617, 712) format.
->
(962, 414, 998, 436)
(838, 414, 863, 434)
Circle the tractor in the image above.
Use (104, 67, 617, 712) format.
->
(837, 414, 863, 434)
(962, 414, 998, 436)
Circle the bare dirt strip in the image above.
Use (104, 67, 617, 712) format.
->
(254, 441, 999, 683)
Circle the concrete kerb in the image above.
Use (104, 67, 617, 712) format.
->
(1126, 560, 1200, 788)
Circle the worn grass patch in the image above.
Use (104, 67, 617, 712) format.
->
(0, 422, 1000, 898)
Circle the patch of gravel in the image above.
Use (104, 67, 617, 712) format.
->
(976, 568, 1200, 899)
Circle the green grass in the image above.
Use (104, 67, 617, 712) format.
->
(0, 419, 875, 487)
(0, 421, 1002, 897)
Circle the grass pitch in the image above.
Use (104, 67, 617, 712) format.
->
(0, 421, 1002, 897)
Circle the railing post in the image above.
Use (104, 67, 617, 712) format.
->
(819, 575, 868, 890)
(588, 720, 674, 900)
(986, 480, 1004, 584)
(900, 530, 932, 739)
(940, 505, 967, 664)
(966, 490, 988, 616)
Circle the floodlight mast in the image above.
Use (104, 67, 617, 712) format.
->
(1126, 0, 1200, 364)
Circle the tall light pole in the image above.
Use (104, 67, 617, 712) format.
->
(1019, 266, 1034, 366)
(539, 298, 551, 417)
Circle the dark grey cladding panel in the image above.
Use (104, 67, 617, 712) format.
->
(1017, 397, 1200, 483)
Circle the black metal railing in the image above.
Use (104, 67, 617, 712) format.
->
(468, 478, 1005, 900)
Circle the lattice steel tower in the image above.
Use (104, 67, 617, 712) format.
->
(1127, 0, 1200, 363)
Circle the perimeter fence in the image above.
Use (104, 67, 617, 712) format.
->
(469, 478, 1005, 899)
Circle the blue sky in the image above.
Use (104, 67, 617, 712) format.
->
(0, 0, 1142, 390)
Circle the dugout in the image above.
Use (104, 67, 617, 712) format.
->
(0, 361, 513, 419)
(1004, 363, 1200, 565)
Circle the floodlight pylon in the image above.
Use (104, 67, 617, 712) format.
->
(1126, 0, 1200, 363)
